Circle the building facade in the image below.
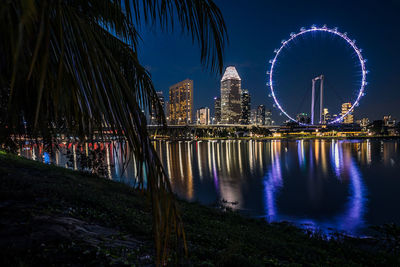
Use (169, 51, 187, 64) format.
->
(196, 107, 210, 125)
(169, 79, 193, 125)
(220, 66, 241, 124)
(150, 91, 165, 125)
(214, 96, 221, 124)
(240, 90, 251, 125)
(341, 102, 354, 124)
(256, 105, 266, 125)
(265, 109, 272, 126)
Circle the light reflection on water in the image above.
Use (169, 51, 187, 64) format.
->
(19, 139, 400, 235)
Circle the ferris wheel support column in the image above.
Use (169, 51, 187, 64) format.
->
(319, 75, 324, 124)
(311, 79, 316, 125)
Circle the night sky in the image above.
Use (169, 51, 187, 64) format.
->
(138, 0, 400, 124)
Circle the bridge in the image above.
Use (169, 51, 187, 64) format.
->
(148, 124, 280, 139)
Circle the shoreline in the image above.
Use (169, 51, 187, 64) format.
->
(0, 152, 399, 265)
(151, 135, 400, 141)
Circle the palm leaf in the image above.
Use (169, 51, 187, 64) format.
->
(0, 0, 227, 265)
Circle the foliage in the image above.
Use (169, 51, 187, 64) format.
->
(0, 0, 227, 264)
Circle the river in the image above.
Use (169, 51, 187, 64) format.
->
(20, 139, 400, 236)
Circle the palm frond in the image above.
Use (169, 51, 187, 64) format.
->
(0, 0, 227, 265)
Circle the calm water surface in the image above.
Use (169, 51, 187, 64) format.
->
(20, 139, 400, 235)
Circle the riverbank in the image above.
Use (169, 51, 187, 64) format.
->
(0, 152, 398, 266)
(151, 135, 400, 141)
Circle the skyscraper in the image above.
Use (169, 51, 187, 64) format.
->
(240, 90, 251, 125)
(220, 66, 241, 124)
(256, 105, 266, 125)
(341, 102, 354, 124)
(214, 96, 221, 124)
(150, 91, 165, 125)
(196, 107, 210, 125)
(169, 79, 193, 125)
(250, 109, 257, 125)
(265, 109, 272, 126)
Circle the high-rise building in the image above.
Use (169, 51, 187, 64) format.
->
(341, 102, 354, 124)
(220, 66, 241, 124)
(150, 91, 165, 125)
(214, 97, 221, 124)
(265, 109, 272, 126)
(256, 105, 266, 125)
(196, 107, 210, 125)
(240, 90, 251, 125)
(169, 79, 193, 125)
(250, 109, 257, 125)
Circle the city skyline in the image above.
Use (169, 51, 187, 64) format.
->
(139, 0, 400, 124)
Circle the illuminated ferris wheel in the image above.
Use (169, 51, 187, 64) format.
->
(267, 25, 368, 125)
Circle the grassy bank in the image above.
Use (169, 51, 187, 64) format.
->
(0, 153, 398, 266)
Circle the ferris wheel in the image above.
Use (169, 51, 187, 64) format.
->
(267, 25, 368, 125)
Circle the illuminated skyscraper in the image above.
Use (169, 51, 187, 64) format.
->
(221, 66, 241, 124)
(196, 107, 210, 125)
(265, 109, 272, 126)
(256, 105, 266, 125)
(240, 89, 251, 125)
(169, 79, 193, 125)
(341, 102, 354, 124)
(250, 109, 257, 124)
(214, 96, 221, 124)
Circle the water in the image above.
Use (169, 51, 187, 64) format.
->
(19, 139, 400, 236)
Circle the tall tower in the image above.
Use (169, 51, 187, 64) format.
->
(240, 89, 251, 125)
(256, 105, 266, 125)
(214, 96, 221, 124)
(169, 79, 193, 125)
(220, 66, 241, 124)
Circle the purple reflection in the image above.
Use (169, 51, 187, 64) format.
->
(264, 141, 283, 221)
(336, 154, 366, 233)
(297, 140, 305, 167)
(264, 140, 366, 235)
(211, 142, 220, 191)
(331, 140, 342, 178)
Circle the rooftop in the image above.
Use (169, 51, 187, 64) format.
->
(221, 66, 241, 81)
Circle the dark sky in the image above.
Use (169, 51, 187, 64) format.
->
(138, 0, 400, 124)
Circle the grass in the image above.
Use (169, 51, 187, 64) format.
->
(0, 152, 399, 266)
